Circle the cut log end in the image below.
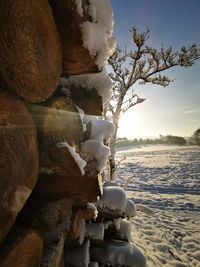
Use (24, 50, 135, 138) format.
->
(0, 92, 38, 244)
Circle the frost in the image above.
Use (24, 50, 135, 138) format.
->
(90, 240, 147, 267)
(86, 222, 104, 240)
(123, 199, 137, 218)
(57, 142, 87, 175)
(98, 186, 127, 213)
(65, 239, 90, 267)
(81, 140, 110, 173)
(69, 69, 112, 107)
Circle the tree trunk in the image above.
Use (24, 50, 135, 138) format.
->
(0, 92, 39, 244)
(0, 0, 62, 103)
(109, 119, 119, 181)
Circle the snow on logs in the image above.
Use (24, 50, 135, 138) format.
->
(0, 0, 62, 103)
(49, 0, 115, 76)
(90, 240, 147, 267)
(0, 92, 38, 244)
(49, 0, 99, 75)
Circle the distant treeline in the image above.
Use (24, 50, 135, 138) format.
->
(116, 135, 187, 147)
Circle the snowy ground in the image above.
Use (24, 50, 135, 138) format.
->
(116, 145, 200, 267)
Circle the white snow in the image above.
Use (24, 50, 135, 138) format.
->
(90, 240, 147, 267)
(123, 199, 137, 218)
(69, 69, 112, 107)
(117, 220, 132, 242)
(113, 218, 121, 230)
(135, 204, 154, 216)
(103, 181, 120, 187)
(116, 145, 200, 267)
(89, 118, 114, 142)
(86, 222, 104, 240)
(56, 142, 87, 175)
(75, 0, 83, 17)
(81, 0, 116, 68)
(98, 186, 127, 213)
(87, 203, 98, 219)
(81, 140, 110, 173)
(81, 22, 115, 68)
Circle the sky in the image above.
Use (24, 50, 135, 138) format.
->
(110, 0, 200, 138)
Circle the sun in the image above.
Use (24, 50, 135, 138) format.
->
(118, 109, 146, 138)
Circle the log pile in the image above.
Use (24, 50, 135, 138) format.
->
(0, 0, 147, 266)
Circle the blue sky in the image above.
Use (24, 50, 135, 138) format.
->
(110, 0, 200, 138)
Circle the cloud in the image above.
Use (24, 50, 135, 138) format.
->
(184, 109, 200, 114)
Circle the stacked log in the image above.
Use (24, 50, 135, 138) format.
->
(0, 0, 116, 266)
(0, 0, 147, 266)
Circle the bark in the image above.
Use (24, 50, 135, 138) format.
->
(109, 117, 120, 181)
(0, 0, 61, 103)
(0, 92, 38, 244)
(49, 0, 100, 76)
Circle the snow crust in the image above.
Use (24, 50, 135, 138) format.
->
(98, 186, 127, 213)
(57, 142, 87, 175)
(69, 69, 112, 107)
(86, 222, 104, 240)
(90, 240, 147, 267)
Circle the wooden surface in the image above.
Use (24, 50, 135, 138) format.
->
(49, 0, 100, 75)
(0, 92, 38, 244)
(0, 0, 61, 103)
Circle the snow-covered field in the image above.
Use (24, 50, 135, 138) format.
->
(116, 145, 200, 267)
